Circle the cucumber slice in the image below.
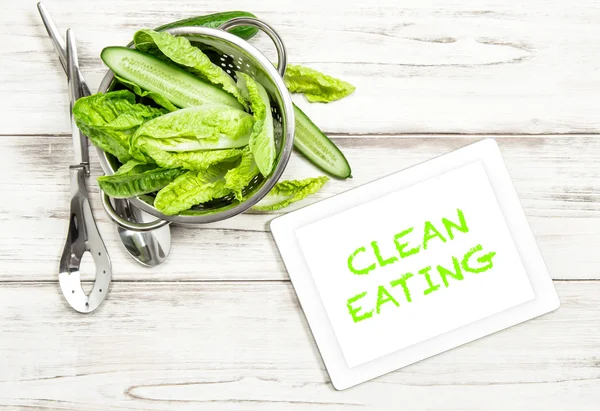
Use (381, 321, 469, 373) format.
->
(293, 105, 352, 179)
(101, 47, 243, 110)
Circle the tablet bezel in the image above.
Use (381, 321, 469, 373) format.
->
(270, 138, 560, 390)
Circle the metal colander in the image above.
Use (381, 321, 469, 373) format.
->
(97, 18, 294, 230)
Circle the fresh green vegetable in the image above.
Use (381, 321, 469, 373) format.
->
(97, 160, 183, 198)
(72, 90, 165, 163)
(140, 144, 245, 171)
(134, 29, 247, 108)
(131, 105, 254, 160)
(114, 159, 157, 175)
(101, 47, 243, 110)
(279, 66, 354, 178)
(284, 64, 355, 103)
(115, 74, 178, 112)
(76, 23, 355, 216)
(237, 73, 276, 177)
(252, 176, 329, 211)
(293, 106, 351, 179)
(224, 148, 260, 200)
(154, 162, 234, 215)
(154, 11, 259, 40)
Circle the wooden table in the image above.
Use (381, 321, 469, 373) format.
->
(2, 0, 599, 409)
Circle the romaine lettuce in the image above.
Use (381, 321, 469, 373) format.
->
(284, 64, 355, 103)
(236, 73, 276, 177)
(154, 161, 235, 215)
(133, 29, 247, 108)
(140, 144, 244, 171)
(224, 148, 260, 200)
(72, 90, 165, 163)
(252, 176, 329, 211)
(131, 105, 254, 160)
(114, 159, 157, 175)
(97, 159, 183, 198)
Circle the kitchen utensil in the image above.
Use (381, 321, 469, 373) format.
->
(37, 2, 172, 266)
(58, 29, 111, 313)
(113, 199, 171, 266)
(97, 19, 294, 230)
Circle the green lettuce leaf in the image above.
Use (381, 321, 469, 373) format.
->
(72, 90, 165, 163)
(133, 29, 247, 108)
(236, 73, 275, 177)
(252, 176, 329, 211)
(224, 148, 260, 200)
(154, 162, 235, 215)
(131, 105, 254, 160)
(140, 144, 244, 170)
(115, 74, 178, 112)
(114, 159, 157, 175)
(97, 159, 183, 198)
(284, 64, 355, 103)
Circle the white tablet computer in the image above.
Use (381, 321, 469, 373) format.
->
(270, 138, 560, 390)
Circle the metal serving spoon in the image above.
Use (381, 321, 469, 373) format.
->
(38, 2, 171, 267)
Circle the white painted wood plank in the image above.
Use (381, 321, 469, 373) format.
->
(3, 0, 600, 135)
(1, 135, 598, 281)
(0, 281, 598, 410)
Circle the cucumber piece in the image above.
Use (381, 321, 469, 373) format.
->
(293, 105, 352, 179)
(101, 47, 243, 110)
(154, 11, 259, 40)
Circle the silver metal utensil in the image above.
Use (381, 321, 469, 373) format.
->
(113, 199, 171, 266)
(37, 2, 171, 266)
(58, 29, 112, 313)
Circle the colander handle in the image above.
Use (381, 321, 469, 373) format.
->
(100, 191, 170, 232)
(219, 17, 287, 77)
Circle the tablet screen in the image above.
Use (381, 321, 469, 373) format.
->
(295, 161, 535, 368)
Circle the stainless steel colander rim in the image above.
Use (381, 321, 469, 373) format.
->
(96, 24, 295, 225)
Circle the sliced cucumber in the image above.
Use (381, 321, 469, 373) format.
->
(293, 105, 351, 179)
(101, 47, 243, 110)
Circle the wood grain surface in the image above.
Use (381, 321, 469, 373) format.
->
(3, 0, 600, 135)
(1, 135, 598, 282)
(1, 0, 599, 409)
(0, 282, 599, 410)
